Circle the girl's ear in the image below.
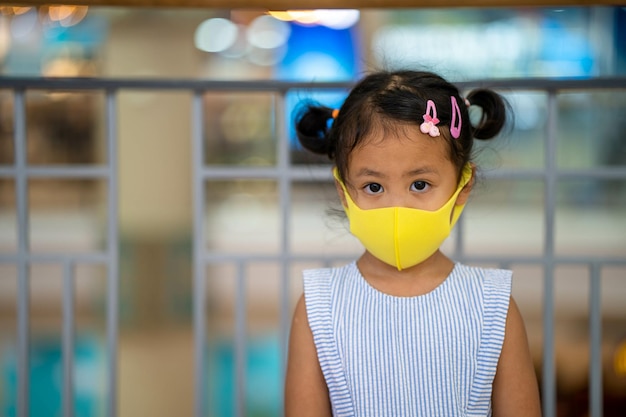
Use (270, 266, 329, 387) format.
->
(332, 166, 349, 208)
(335, 178, 348, 208)
(455, 163, 475, 206)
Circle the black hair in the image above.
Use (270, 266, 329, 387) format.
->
(295, 70, 508, 183)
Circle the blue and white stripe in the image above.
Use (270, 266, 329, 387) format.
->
(303, 262, 511, 417)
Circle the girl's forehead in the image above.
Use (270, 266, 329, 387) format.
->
(351, 124, 415, 154)
(348, 129, 452, 170)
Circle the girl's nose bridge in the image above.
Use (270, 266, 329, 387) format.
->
(387, 188, 412, 208)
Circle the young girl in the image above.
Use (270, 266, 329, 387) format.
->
(285, 71, 541, 417)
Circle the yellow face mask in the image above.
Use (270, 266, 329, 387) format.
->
(334, 163, 473, 271)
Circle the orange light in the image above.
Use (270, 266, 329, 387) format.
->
(615, 340, 626, 376)
(49, 5, 76, 21)
(267, 11, 293, 22)
(47, 5, 88, 27)
(0, 6, 31, 15)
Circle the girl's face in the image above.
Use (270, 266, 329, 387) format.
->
(337, 123, 472, 211)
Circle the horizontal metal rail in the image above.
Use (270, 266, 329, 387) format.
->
(2, 165, 625, 181)
(0, 75, 625, 91)
(0, 166, 111, 178)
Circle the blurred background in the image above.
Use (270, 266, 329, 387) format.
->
(0, 4, 625, 417)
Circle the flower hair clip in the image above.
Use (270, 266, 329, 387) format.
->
(420, 100, 440, 137)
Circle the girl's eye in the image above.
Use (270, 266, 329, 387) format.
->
(411, 181, 429, 192)
(364, 183, 383, 194)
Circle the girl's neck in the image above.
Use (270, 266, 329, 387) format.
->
(356, 250, 455, 297)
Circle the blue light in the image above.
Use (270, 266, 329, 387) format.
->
(276, 22, 361, 81)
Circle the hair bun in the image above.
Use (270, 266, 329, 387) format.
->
(295, 104, 335, 157)
(466, 88, 508, 140)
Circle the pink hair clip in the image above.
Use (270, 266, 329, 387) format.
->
(420, 100, 440, 137)
(450, 96, 462, 139)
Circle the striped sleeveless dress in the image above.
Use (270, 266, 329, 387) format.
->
(303, 262, 511, 417)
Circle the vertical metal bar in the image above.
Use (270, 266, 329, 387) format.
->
(62, 260, 75, 417)
(105, 89, 119, 417)
(276, 90, 291, 410)
(453, 216, 465, 261)
(192, 90, 207, 417)
(14, 88, 30, 417)
(542, 90, 558, 417)
(589, 262, 603, 417)
(234, 262, 247, 417)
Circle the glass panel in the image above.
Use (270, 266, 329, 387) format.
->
(30, 262, 62, 331)
(0, 179, 16, 252)
(601, 266, 626, 415)
(206, 262, 236, 416)
(73, 263, 108, 417)
(29, 179, 107, 253)
(510, 263, 543, 404)
(290, 180, 361, 258)
(510, 263, 543, 363)
(204, 180, 279, 255)
(75, 262, 108, 417)
(206, 263, 237, 332)
(29, 263, 63, 417)
(245, 262, 281, 417)
(554, 265, 590, 415)
(0, 265, 17, 415)
(0, 89, 14, 165)
(288, 261, 321, 306)
(464, 179, 544, 257)
(1, 252, 107, 416)
(203, 92, 277, 166)
(557, 90, 626, 169)
(473, 91, 547, 170)
(555, 179, 626, 257)
(206, 261, 283, 417)
(25, 90, 107, 165)
(246, 263, 280, 330)
(75, 263, 107, 331)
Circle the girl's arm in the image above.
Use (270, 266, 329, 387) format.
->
(284, 294, 332, 417)
(492, 297, 542, 417)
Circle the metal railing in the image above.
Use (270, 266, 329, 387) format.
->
(0, 76, 625, 417)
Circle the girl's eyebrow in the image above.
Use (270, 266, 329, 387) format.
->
(404, 167, 438, 177)
(354, 167, 438, 178)
(354, 168, 386, 178)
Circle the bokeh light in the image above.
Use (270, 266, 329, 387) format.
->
(246, 15, 290, 50)
(195, 17, 238, 53)
(267, 9, 360, 29)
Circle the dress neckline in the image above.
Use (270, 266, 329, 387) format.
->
(348, 261, 461, 302)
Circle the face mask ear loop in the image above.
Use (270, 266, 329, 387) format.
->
(449, 164, 473, 226)
(450, 96, 462, 139)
